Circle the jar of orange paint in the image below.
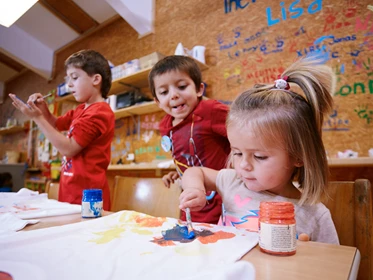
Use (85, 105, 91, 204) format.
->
(259, 201, 296, 256)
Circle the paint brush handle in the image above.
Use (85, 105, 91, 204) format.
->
(222, 203, 226, 226)
(185, 208, 193, 231)
(34, 93, 52, 103)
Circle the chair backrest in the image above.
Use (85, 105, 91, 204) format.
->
(45, 181, 60, 200)
(111, 176, 182, 219)
(322, 179, 372, 280)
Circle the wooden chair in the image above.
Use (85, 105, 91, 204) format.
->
(111, 176, 181, 219)
(45, 181, 60, 200)
(322, 179, 372, 280)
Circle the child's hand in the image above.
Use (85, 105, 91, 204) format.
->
(179, 188, 206, 212)
(28, 93, 51, 117)
(162, 171, 179, 188)
(9, 93, 43, 119)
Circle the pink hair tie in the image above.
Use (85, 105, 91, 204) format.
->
(274, 75, 290, 90)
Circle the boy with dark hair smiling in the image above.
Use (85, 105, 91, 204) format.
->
(149, 55, 230, 224)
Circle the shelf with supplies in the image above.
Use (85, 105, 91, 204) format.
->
(0, 125, 27, 136)
(54, 57, 208, 104)
(113, 95, 209, 119)
(109, 58, 208, 96)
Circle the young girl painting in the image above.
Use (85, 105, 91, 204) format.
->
(179, 57, 339, 244)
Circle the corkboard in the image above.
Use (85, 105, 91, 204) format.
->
(1, 0, 372, 165)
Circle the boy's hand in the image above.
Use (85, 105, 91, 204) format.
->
(162, 171, 179, 188)
(179, 188, 206, 212)
(29, 93, 51, 117)
(9, 93, 43, 119)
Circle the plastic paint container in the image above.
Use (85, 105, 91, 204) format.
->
(259, 201, 296, 256)
(81, 189, 103, 218)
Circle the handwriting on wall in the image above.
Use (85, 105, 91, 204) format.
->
(355, 104, 373, 124)
(323, 108, 350, 131)
(224, 0, 323, 27)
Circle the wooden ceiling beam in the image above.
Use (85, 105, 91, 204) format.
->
(0, 52, 25, 73)
(39, 0, 98, 34)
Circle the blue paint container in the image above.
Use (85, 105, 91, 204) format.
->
(81, 189, 103, 218)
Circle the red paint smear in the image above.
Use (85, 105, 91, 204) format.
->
(13, 206, 39, 211)
(135, 216, 166, 227)
(198, 231, 235, 244)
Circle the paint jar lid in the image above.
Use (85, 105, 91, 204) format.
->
(82, 189, 102, 202)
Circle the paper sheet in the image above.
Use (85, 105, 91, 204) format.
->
(0, 211, 258, 280)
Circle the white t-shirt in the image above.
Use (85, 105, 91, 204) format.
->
(216, 169, 339, 244)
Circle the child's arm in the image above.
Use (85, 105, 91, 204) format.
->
(179, 167, 218, 212)
(9, 94, 82, 158)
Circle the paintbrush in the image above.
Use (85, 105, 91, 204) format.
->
(34, 92, 53, 103)
(222, 203, 226, 226)
(185, 208, 195, 238)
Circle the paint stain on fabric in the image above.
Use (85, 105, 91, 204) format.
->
(89, 226, 126, 244)
(151, 225, 235, 247)
(161, 224, 195, 242)
(150, 238, 176, 247)
(13, 205, 39, 211)
(198, 231, 235, 244)
(135, 216, 166, 227)
(118, 211, 166, 227)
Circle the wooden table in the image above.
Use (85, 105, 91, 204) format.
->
(22, 212, 360, 280)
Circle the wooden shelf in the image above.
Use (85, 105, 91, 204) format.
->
(0, 125, 26, 135)
(114, 101, 161, 119)
(109, 67, 152, 95)
(109, 58, 208, 96)
(328, 157, 373, 167)
(54, 58, 208, 103)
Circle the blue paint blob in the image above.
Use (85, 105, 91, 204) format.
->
(162, 224, 195, 241)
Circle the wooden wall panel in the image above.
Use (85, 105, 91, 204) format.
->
(1, 0, 372, 167)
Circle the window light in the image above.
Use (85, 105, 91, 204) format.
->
(0, 0, 38, 28)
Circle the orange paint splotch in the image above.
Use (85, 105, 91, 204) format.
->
(135, 216, 166, 227)
(198, 231, 235, 244)
(151, 237, 176, 247)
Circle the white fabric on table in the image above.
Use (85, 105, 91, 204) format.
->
(0, 188, 81, 219)
(0, 210, 258, 280)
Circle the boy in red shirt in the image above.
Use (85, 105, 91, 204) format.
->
(9, 50, 114, 210)
(149, 55, 230, 224)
